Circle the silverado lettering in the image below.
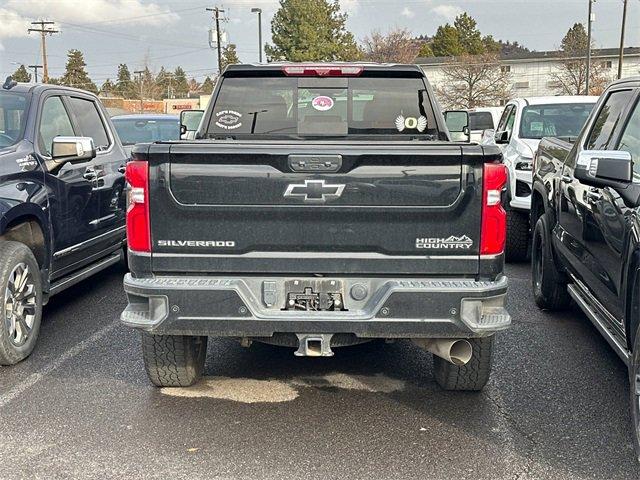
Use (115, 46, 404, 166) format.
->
(157, 240, 236, 247)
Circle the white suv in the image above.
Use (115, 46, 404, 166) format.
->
(486, 96, 598, 261)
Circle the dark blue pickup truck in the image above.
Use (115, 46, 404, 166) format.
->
(0, 78, 127, 364)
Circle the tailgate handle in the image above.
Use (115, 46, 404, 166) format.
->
(288, 155, 342, 173)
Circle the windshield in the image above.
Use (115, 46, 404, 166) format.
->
(205, 74, 440, 140)
(519, 103, 595, 139)
(0, 91, 29, 148)
(112, 117, 180, 145)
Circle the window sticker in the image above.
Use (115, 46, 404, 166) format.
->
(529, 121, 543, 133)
(215, 110, 243, 129)
(311, 96, 334, 111)
(395, 115, 427, 132)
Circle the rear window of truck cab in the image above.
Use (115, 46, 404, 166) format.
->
(205, 72, 440, 139)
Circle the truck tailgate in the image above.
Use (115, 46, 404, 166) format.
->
(147, 141, 487, 275)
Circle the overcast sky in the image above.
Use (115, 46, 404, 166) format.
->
(1, 0, 638, 84)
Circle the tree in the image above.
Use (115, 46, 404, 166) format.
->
(265, 0, 361, 61)
(362, 28, 420, 64)
(431, 24, 464, 57)
(116, 64, 134, 98)
(418, 42, 434, 58)
(59, 49, 97, 93)
(12, 64, 31, 82)
(435, 54, 513, 109)
(187, 78, 201, 97)
(551, 23, 609, 95)
(201, 76, 215, 94)
(453, 13, 485, 55)
(100, 78, 115, 96)
(172, 67, 189, 98)
(220, 44, 240, 71)
(155, 66, 174, 99)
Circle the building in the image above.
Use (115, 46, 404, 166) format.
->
(417, 47, 640, 103)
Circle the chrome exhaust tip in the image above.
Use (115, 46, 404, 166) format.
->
(413, 338, 473, 366)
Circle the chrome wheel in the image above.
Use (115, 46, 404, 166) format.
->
(4, 262, 37, 347)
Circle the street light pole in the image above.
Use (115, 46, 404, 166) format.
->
(28, 65, 43, 83)
(617, 0, 628, 79)
(134, 70, 144, 113)
(251, 8, 263, 63)
(586, 0, 595, 95)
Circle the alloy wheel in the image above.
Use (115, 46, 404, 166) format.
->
(4, 262, 37, 347)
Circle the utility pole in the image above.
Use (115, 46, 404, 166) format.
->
(617, 0, 628, 79)
(585, 0, 595, 95)
(251, 8, 263, 63)
(134, 70, 144, 113)
(206, 6, 225, 72)
(28, 65, 43, 83)
(28, 20, 59, 83)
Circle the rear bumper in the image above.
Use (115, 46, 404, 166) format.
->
(121, 274, 510, 338)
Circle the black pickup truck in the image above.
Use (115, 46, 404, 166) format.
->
(531, 76, 640, 458)
(121, 63, 511, 390)
(0, 78, 127, 365)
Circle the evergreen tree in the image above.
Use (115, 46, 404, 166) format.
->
(265, 0, 361, 61)
(173, 66, 189, 98)
(100, 78, 115, 96)
(116, 63, 134, 98)
(201, 76, 215, 94)
(453, 13, 485, 55)
(220, 44, 240, 71)
(12, 64, 31, 82)
(59, 49, 97, 93)
(155, 66, 173, 99)
(431, 24, 464, 57)
(418, 43, 434, 58)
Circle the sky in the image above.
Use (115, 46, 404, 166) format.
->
(0, 0, 638, 85)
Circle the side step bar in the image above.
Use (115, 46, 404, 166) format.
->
(49, 252, 122, 297)
(567, 283, 630, 366)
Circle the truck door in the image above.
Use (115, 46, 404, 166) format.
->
(37, 94, 100, 277)
(66, 95, 126, 238)
(558, 88, 637, 321)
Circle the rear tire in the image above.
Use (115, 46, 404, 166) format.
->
(505, 209, 529, 262)
(0, 241, 43, 366)
(531, 214, 571, 310)
(141, 333, 208, 387)
(433, 336, 494, 391)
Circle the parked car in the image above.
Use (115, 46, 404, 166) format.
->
(121, 63, 511, 390)
(111, 114, 180, 156)
(0, 78, 127, 365)
(468, 106, 503, 143)
(531, 77, 640, 459)
(485, 96, 598, 261)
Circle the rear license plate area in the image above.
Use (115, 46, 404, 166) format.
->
(283, 280, 346, 311)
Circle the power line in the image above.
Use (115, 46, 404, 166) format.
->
(27, 20, 59, 83)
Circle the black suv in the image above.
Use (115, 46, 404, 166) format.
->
(531, 76, 640, 458)
(0, 79, 127, 364)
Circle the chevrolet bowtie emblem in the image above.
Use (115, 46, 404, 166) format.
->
(283, 179, 346, 204)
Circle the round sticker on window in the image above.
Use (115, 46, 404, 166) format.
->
(312, 96, 334, 111)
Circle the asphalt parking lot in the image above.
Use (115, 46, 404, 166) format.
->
(0, 263, 639, 480)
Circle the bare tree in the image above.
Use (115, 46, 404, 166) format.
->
(435, 54, 512, 109)
(362, 28, 420, 64)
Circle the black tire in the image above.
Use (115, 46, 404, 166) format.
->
(531, 214, 571, 310)
(0, 241, 43, 365)
(141, 333, 208, 387)
(505, 209, 529, 262)
(631, 324, 640, 463)
(433, 336, 494, 391)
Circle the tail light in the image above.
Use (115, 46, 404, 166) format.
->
(282, 65, 363, 76)
(125, 161, 150, 252)
(480, 163, 507, 256)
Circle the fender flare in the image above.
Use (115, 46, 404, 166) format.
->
(0, 203, 52, 269)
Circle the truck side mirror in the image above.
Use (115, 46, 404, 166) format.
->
(180, 109, 204, 139)
(494, 130, 510, 144)
(444, 110, 470, 142)
(51, 136, 96, 164)
(574, 150, 640, 207)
